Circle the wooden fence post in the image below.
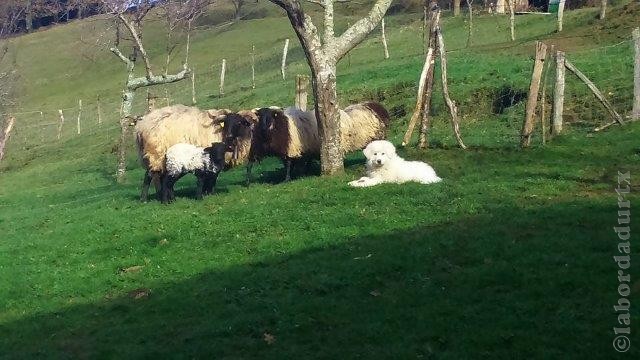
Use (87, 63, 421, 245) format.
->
(600, 0, 607, 20)
(220, 59, 226, 96)
(633, 28, 640, 121)
(540, 45, 553, 145)
(521, 41, 547, 148)
(76, 100, 82, 135)
(0, 116, 15, 161)
(381, 18, 390, 59)
(281, 39, 289, 80)
(295, 75, 309, 111)
(403, 48, 434, 147)
(557, 0, 565, 32)
(191, 69, 197, 105)
(251, 45, 256, 89)
(552, 50, 565, 136)
(97, 96, 102, 125)
(57, 110, 65, 140)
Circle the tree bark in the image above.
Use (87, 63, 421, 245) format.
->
(116, 90, 134, 182)
(314, 62, 343, 175)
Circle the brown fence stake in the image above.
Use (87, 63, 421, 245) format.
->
(521, 41, 547, 148)
(403, 47, 434, 147)
(0, 116, 16, 161)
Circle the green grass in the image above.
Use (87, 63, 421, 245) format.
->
(1, 1, 640, 358)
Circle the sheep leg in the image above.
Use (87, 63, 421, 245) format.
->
(140, 170, 152, 202)
(195, 176, 205, 200)
(283, 158, 293, 182)
(161, 175, 174, 204)
(151, 171, 162, 201)
(203, 176, 216, 195)
(245, 161, 254, 187)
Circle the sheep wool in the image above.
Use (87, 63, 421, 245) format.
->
(282, 107, 320, 158)
(165, 143, 216, 176)
(339, 102, 390, 154)
(135, 105, 229, 172)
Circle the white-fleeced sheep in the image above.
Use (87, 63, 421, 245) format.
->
(162, 142, 227, 203)
(135, 105, 230, 202)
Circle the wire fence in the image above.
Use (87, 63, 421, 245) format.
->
(0, 20, 637, 166)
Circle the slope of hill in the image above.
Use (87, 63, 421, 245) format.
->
(0, 2, 639, 358)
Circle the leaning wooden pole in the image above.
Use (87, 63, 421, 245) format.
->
(521, 41, 547, 148)
(402, 47, 435, 146)
(419, 4, 440, 149)
(436, 21, 467, 149)
(633, 28, 640, 121)
(564, 59, 624, 127)
(552, 51, 565, 136)
(0, 116, 16, 161)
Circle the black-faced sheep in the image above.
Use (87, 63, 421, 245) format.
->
(162, 142, 227, 204)
(226, 102, 390, 185)
(249, 106, 320, 183)
(135, 105, 230, 202)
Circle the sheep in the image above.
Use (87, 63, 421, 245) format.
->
(135, 105, 230, 202)
(227, 102, 390, 185)
(246, 106, 320, 184)
(162, 142, 227, 204)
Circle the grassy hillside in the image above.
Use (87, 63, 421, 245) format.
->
(0, 1, 639, 358)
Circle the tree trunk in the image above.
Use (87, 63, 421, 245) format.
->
(25, 0, 33, 32)
(313, 62, 343, 175)
(116, 90, 134, 183)
(454, 0, 461, 16)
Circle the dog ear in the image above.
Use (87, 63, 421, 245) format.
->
(363, 143, 374, 159)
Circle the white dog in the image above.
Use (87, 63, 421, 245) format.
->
(348, 140, 442, 187)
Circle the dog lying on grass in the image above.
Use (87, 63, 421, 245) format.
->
(348, 140, 442, 187)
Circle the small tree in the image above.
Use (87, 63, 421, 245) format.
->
(102, 0, 209, 182)
(268, 0, 393, 175)
(231, 0, 245, 21)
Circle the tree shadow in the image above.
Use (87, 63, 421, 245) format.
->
(0, 200, 628, 359)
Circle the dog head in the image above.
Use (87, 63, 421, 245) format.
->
(363, 140, 396, 168)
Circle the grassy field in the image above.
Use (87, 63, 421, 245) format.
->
(1, 1, 639, 358)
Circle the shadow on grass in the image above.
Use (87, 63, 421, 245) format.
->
(1, 200, 632, 359)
